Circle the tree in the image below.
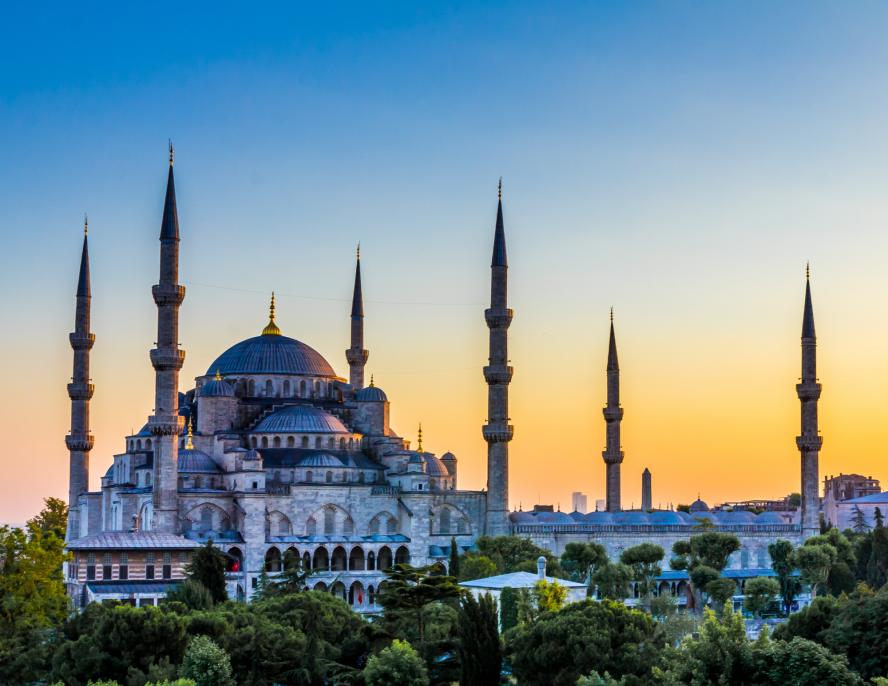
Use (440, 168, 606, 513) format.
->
(364, 639, 429, 686)
(465, 535, 563, 577)
(866, 525, 888, 590)
(500, 587, 518, 632)
(820, 584, 888, 681)
(620, 543, 664, 613)
(690, 566, 720, 611)
(448, 537, 459, 580)
(875, 507, 885, 528)
(561, 542, 608, 588)
(805, 529, 857, 596)
(743, 577, 780, 618)
(186, 541, 228, 604)
(456, 592, 502, 686)
(167, 580, 215, 611)
(851, 506, 870, 534)
(671, 531, 741, 616)
(26, 498, 68, 536)
(769, 538, 801, 614)
(459, 556, 498, 582)
(788, 492, 801, 507)
(676, 504, 691, 514)
(178, 636, 234, 686)
(771, 595, 838, 643)
(705, 577, 737, 612)
(516, 580, 567, 627)
(505, 598, 664, 686)
(791, 544, 836, 598)
(754, 637, 864, 686)
(592, 561, 633, 602)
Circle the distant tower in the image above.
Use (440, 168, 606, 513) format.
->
(483, 180, 514, 536)
(602, 309, 624, 513)
(796, 265, 822, 540)
(641, 468, 652, 511)
(66, 218, 95, 540)
(346, 245, 369, 389)
(148, 145, 186, 533)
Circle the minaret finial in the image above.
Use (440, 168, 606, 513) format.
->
(418, 423, 424, 453)
(215, 368, 221, 381)
(185, 416, 194, 450)
(169, 140, 173, 165)
(610, 306, 613, 322)
(806, 261, 809, 279)
(357, 242, 360, 259)
(262, 292, 281, 335)
(369, 374, 375, 387)
(84, 214, 88, 236)
(498, 177, 502, 200)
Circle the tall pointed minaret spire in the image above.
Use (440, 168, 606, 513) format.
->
(796, 264, 822, 540)
(602, 309, 624, 513)
(483, 179, 513, 536)
(346, 243, 369, 389)
(66, 217, 95, 540)
(148, 143, 186, 533)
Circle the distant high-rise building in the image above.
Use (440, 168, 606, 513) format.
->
(572, 492, 588, 514)
(595, 499, 606, 513)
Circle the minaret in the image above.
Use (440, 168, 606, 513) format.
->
(66, 218, 95, 540)
(796, 264, 822, 540)
(148, 144, 186, 533)
(483, 180, 513, 536)
(346, 245, 369, 389)
(602, 308, 624, 513)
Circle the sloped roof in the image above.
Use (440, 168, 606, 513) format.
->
(459, 571, 585, 590)
(66, 532, 196, 550)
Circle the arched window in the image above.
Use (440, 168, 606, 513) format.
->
(251, 437, 258, 449)
(324, 508, 335, 534)
(741, 547, 749, 569)
(248, 379, 255, 396)
(137, 439, 142, 450)
(344, 518, 355, 534)
(377, 546, 393, 570)
(395, 546, 410, 565)
(283, 380, 290, 396)
(278, 518, 290, 535)
(757, 547, 768, 568)
(177, 476, 185, 489)
(209, 477, 216, 489)
(306, 518, 317, 536)
(315, 381, 320, 395)
(300, 380, 306, 397)
(287, 436, 295, 447)
(327, 383, 333, 398)
(193, 476, 202, 489)
(358, 472, 365, 484)
(148, 439, 153, 449)
(328, 438, 335, 449)
(129, 440, 134, 451)
(349, 437, 354, 449)
(457, 518, 468, 534)
(331, 547, 347, 571)
(303, 551, 311, 569)
(367, 552, 376, 570)
(340, 438, 346, 449)
(349, 547, 365, 570)
(306, 471, 313, 482)
(265, 547, 282, 572)
(302, 436, 309, 448)
(386, 517, 397, 534)
(369, 518, 380, 534)
(326, 471, 332, 483)
(146, 472, 152, 485)
(313, 548, 329, 569)
(265, 379, 273, 397)
(440, 509, 451, 535)
(261, 437, 269, 448)
(200, 508, 213, 532)
(180, 439, 185, 449)
(315, 437, 322, 449)
(273, 437, 281, 448)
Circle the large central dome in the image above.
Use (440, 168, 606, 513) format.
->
(207, 334, 336, 377)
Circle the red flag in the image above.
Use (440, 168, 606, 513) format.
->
(358, 593, 363, 604)
(232, 561, 239, 571)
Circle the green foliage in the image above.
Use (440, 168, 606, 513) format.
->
(576, 673, 620, 686)
(819, 584, 888, 681)
(463, 535, 562, 577)
(178, 636, 233, 686)
(448, 537, 459, 580)
(251, 567, 273, 601)
(560, 541, 609, 586)
(505, 598, 664, 686)
(364, 639, 429, 686)
(791, 544, 836, 597)
(769, 538, 801, 613)
(620, 543, 664, 612)
(755, 637, 864, 686)
(866, 526, 888, 590)
(875, 507, 885, 528)
(788, 492, 801, 507)
(705, 577, 736, 611)
(672, 532, 741, 615)
(185, 541, 227, 605)
(771, 595, 839, 643)
(167, 580, 215, 611)
(0, 522, 72, 685)
(850, 530, 874, 582)
(26, 497, 68, 536)
(851, 506, 871, 534)
(690, 566, 719, 608)
(458, 555, 498, 582)
(743, 577, 780, 618)
(676, 504, 691, 514)
(457, 592, 502, 686)
(515, 579, 568, 626)
(592, 561, 633, 602)
(500, 587, 518, 632)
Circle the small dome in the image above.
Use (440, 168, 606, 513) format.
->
(422, 454, 449, 476)
(298, 452, 344, 467)
(584, 511, 616, 525)
(104, 464, 115, 478)
(755, 511, 786, 525)
(649, 511, 686, 526)
(255, 405, 349, 433)
(675, 510, 696, 523)
(534, 511, 573, 524)
(244, 449, 262, 461)
(441, 452, 456, 461)
(201, 378, 235, 397)
(178, 449, 222, 473)
(509, 511, 536, 524)
(720, 510, 756, 524)
(689, 499, 709, 513)
(569, 510, 586, 521)
(614, 511, 651, 525)
(409, 453, 424, 463)
(356, 385, 388, 402)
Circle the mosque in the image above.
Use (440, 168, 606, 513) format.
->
(63, 149, 813, 609)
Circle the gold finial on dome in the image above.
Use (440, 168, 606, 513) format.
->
(84, 215, 88, 236)
(498, 177, 502, 200)
(215, 368, 221, 381)
(262, 292, 282, 335)
(357, 242, 360, 259)
(610, 306, 613, 322)
(417, 423, 424, 453)
(806, 261, 810, 279)
(185, 416, 194, 450)
(169, 140, 174, 165)
(369, 374, 375, 387)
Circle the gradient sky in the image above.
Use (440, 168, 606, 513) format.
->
(2, 2, 888, 524)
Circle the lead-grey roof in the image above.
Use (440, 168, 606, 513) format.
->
(255, 405, 349, 433)
(207, 334, 336, 376)
(200, 378, 235, 397)
(66, 532, 197, 550)
(356, 385, 388, 402)
(258, 448, 385, 470)
(460, 571, 585, 590)
(87, 580, 180, 594)
(843, 492, 888, 504)
(178, 448, 222, 473)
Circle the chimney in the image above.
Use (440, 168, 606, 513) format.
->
(537, 555, 546, 581)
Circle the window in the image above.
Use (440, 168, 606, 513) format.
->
(328, 438, 335, 449)
(315, 437, 322, 449)
(306, 518, 317, 536)
(283, 380, 290, 396)
(344, 518, 355, 534)
(301, 436, 309, 448)
(86, 553, 96, 580)
(741, 548, 749, 569)
(369, 518, 380, 534)
(146, 553, 155, 580)
(325, 508, 335, 535)
(315, 382, 320, 395)
(137, 439, 142, 450)
(252, 577, 258, 589)
(251, 437, 257, 449)
(248, 379, 255, 396)
(201, 508, 213, 532)
(103, 553, 112, 580)
(287, 436, 295, 447)
(181, 439, 185, 449)
(261, 437, 269, 448)
(300, 380, 306, 397)
(326, 471, 332, 483)
(418, 484, 423, 490)
(266, 379, 273, 396)
(340, 438, 346, 449)
(342, 471, 348, 482)
(358, 472, 365, 484)
(119, 553, 129, 580)
(440, 509, 451, 534)
(386, 518, 397, 534)
(306, 471, 313, 482)
(252, 481, 258, 489)
(146, 439, 152, 449)
(163, 553, 172, 579)
(179, 552, 187, 564)
(274, 437, 281, 448)
(278, 519, 289, 534)
(457, 518, 468, 534)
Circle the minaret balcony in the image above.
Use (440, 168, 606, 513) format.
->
(796, 382, 822, 401)
(69, 333, 95, 351)
(147, 415, 185, 436)
(796, 435, 823, 452)
(603, 407, 624, 421)
(65, 433, 95, 452)
(482, 424, 514, 443)
(484, 308, 514, 329)
(67, 383, 95, 401)
(150, 348, 186, 371)
(346, 349, 369, 365)
(483, 366, 514, 384)
(152, 284, 186, 307)
(602, 449, 624, 464)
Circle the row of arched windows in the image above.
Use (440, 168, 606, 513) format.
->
(250, 435, 356, 450)
(264, 544, 409, 572)
(267, 469, 380, 485)
(129, 438, 153, 452)
(241, 378, 336, 400)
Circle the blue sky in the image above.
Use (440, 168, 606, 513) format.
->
(3, 2, 888, 521)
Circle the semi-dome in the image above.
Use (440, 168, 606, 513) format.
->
(755, 511, 786, 525)
(534, 511, 574, 524)
(207, 334, 336, 377)
(675, 510, 696, 523)
(584, 511, 616, 524)
(614, 511, 651, 525)
(356, 385, 388, 402)
(178, 449, 222, 473)
(299, 452, 344, 467)
(255, 405, 349, 433)
(649, 511, 686, 526)
(422, 454, 450, 476)
(569, 510, 586, 521)
(689, 499, 710, 513)
(509, 511, 536, 524)
(201, 378, 235, 397)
